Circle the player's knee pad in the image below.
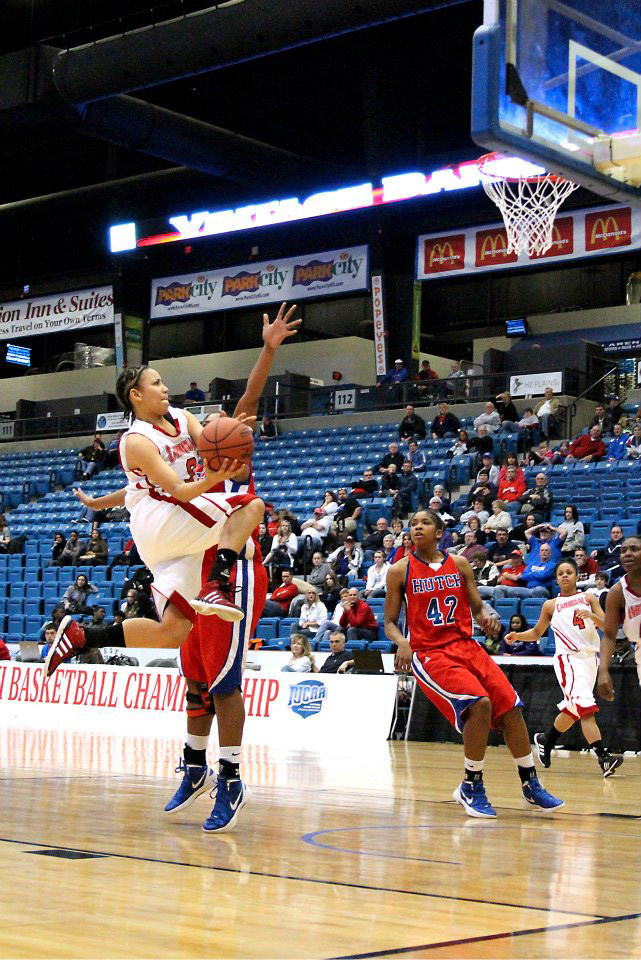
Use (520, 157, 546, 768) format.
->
(185, 686, 214, 719)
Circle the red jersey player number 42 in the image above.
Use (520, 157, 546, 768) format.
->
(384, 509, 564, 819)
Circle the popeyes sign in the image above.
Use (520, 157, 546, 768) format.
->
(371, 274, 387, 377)
(416, 204, 640, 279)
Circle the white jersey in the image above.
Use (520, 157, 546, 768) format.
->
(550, 592, 599, 656)
(120, 406, 202, 507)
(621, 575, 641, 645)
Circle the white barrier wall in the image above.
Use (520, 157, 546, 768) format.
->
(0, 662, 398, 747)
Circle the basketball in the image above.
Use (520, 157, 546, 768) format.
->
(197, 416, 254, 469)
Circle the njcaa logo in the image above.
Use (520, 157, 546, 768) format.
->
(288, 679, 327, 719)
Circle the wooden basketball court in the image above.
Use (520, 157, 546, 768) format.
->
(2, 729, 640, 959)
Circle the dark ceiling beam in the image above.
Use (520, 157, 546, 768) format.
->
(50, 0, 471, 103)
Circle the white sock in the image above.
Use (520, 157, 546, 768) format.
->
(514, 753, 535, 769)
(219, 746, 241, 764)
(464, 757, 484, 772)
(186, 733, 209, 752)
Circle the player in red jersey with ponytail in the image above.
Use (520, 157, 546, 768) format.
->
(385, 509, 563, 818)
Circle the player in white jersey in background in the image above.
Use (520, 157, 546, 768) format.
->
(506, 558, 623, 777)
(44, 364, 264, 678)
(599, 534, 641, 699)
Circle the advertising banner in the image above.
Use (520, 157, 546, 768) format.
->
(95, 412, 131, 432)
(371, 274, 387, 377)
(0, 286, 113, 339)
(509, 371, 563, 397)
(150, 246, 369, 319)
(0, 663, 398, 747)
(416, 204, 641, 280)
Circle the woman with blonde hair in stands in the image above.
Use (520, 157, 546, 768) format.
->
(483, 499, 513, 536)
(281, 634, 317, 673)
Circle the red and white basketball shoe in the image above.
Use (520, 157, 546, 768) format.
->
(43, 616, 87, 679)
(190, 580, 245, 621)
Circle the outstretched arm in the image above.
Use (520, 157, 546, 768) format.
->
(73, 486, 127, 510)
(233, 302, 301, 420)
(505, 600, 554, 644)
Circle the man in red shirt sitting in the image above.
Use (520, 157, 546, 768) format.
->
(261, 569, 300, 618)
(574, 546, 600, 589)
(498, 464, 526, 502)
(568, 425, 606, 463)
(339, 586, 379, 645)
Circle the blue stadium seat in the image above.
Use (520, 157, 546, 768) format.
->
(255, 618, 279, 641)
(520, 599, 546, 624)
(494, 599, 519, 621)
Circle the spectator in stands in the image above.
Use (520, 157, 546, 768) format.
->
(290, 587, 328, 640)
(77, 436, 106, 480)
(496, 551, 530, 598)
(407, 439, 426, 473)
(433, 484, 451, 513)
(0, 637, 10, 661)
(473, 401, 501, 434)
(315, 490, 340, 519)
(261, 569, 299, 618)
(495, 391, 520, 432)
(511, 510, 538, 544)
(281, 635, 316, 673)
(607, 395, 624, 425)
(558, 505, 584, 554)
(184, 381, 206, 403)
(55, 530, 86, 567)
(592, 524, 624, 581)
(574, 546, 600, 589)
(393, 532, 414, 563)
(381, 462, 399, 496)
(393, 461, 418, 517)
(332, 487, 362, 542)
(364, 551, 389, 598)
(398, 404, 426, 443)
(520, 542, 556, 596)
(486, 529, 521, 568)
(319, 633, 352, 673)
(362, 517, 389, 563)
(460, 498, 490, 529)
(328, 536, 362, 583)
(415, 359, 439, 400)
(40, 626, 57, 661)
(547, 440, 571, 465)
(467, 424, 494, 460)
(62, 574, 98, 614)
(627, 424, 641, 458)
(524, 440, 549, 467)
(483, 499, 512, 536)
(391, 519, 404, 546)
(78, 529, 108, 566)
(85, 606, 106, 627)
(607, 423, 628, 460)
(50, 532, 66, 564)
(442, 360, 465, 400)
(447, 428, 469, 459)
(307, 551, 332, 591)
(592, 571, 610, 605)
(519, 472, 553, 520)
(467, 470, 497, 509)
(478, 452, 499, 486)
(498, 615, 540, 656)
(516, 407, 539, 449)
(451, 530, 487, 563)
(498, 464, 526, 504)
(103, 431, 124, 470)
(313, 587, 350, 646)
(257, 521, 272, 560)
(108, 537, 141, 574)
(428, 496, 449, 524)
(352, 468, 378, 497)
(121, 587, 147, 619)
(567, 424, 606, 463)
(470, 550, 500, 600)
(534, 386, 559, 439)
(463, 515, 486, 545)
(382, 532, 396, 563)
(299, 511, 332, 554)
(338, 586, 378, 646)
(0, 513, 11, 553)
(524, 522, 565, 562)
(589, 403, 614, 434)
(259, 414, 277, 441)
(377, 442, 405, 475)
(431, 401, 460, 440)
(378, 358, 409, 397)
(320, 571, 342, 612)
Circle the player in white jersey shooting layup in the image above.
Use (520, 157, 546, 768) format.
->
(506, 558, 623, 777)
(43, 348, 266, 678)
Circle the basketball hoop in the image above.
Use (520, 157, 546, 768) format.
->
(477, 152, 579, 256)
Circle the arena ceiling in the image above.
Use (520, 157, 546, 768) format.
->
(0, 0, 485, 286)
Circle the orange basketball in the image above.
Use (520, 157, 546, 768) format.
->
(197, 416, 255, 470)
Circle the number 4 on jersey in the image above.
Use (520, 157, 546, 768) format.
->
(427, 595, 457, 626)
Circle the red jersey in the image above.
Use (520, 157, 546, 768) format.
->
(404, 552, 473, 652)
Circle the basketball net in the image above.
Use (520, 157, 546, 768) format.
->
(477, 153, 579, 256)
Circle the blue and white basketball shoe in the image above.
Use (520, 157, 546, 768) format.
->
(164, 759, 216, 814)
(522, 777, 564, 810)
(202, 775, 250, 833)
(453, 780, 497, 818)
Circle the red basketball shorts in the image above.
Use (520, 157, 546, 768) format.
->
(179, 550, 268, 695)
(411, 640, 522, 733)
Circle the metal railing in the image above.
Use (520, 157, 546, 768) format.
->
(567, 366, 619, 438)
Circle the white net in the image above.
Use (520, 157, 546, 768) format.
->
(478, 154, 579, 256)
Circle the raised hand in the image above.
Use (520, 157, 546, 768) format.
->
(204, 458, 246, 484)
(73, 487, 95, 508)
(262, 302, 302, 350)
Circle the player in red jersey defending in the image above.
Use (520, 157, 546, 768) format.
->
(385, 509, 563, 818)
(599, 534, 641, 701)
